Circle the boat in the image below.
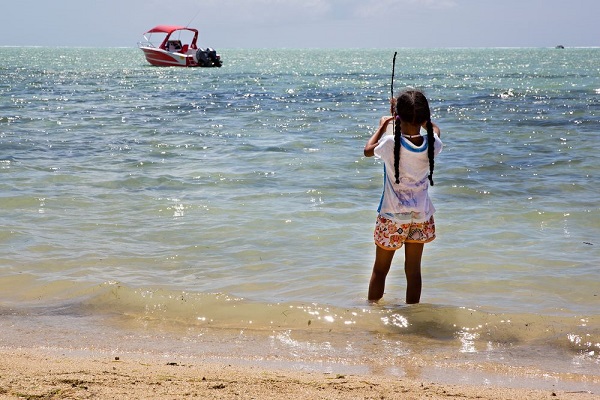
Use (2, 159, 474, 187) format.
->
(138, 25, 222, 67)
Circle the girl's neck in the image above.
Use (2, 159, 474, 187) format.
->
(399, 120, 421, 136)
(398, 120, 423, 140)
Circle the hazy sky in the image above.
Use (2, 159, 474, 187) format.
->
(1, 0, 598, 48)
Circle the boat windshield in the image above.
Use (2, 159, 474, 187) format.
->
(141, 33, 167, 48)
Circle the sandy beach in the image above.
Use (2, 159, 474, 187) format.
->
(0, 347, 597, 400)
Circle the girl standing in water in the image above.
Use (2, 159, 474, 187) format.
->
(363, 90, 443, 304)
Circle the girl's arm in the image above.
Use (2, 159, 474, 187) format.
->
(364, 116, 394, 157)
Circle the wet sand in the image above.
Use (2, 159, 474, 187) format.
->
(0, 348, 598, 400)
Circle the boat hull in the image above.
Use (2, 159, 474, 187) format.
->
(140, 47, 195, 67)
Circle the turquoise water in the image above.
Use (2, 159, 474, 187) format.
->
(1, 47, 599, 387)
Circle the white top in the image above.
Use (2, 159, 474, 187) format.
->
(374, 133, 443, 223)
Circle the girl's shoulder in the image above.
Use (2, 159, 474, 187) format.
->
(379, 134, 396, 146)
(374, 135, 395, 159)
(378, 134, 396, 151)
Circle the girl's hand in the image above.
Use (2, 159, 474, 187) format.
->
(380, 115, 395, 127)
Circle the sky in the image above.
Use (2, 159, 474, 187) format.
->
(1, 0, 598, 48)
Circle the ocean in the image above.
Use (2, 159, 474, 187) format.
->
(1, 47, 599, 390)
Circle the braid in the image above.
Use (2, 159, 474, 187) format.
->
(426, 119, 435, 186)
(393, 117, 401, 184)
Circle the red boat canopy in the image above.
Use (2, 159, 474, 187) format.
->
(144, 25, 198, 35)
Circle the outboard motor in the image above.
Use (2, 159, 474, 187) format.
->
(206, 48, 222, 67)
(195, 47, 222, 67)
(206, 48, 217, 61)
(195, 49, 209, 66)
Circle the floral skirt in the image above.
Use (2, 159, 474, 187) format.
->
(374, 214, 436, 250)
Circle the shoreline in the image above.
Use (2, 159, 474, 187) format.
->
(1, 347, 598, 400)
(1, 305, 599, 399)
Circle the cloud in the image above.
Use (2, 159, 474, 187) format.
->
(196, 0, 332, 25)
(353, 0, 457, 18)
(190, 0, 457, 27)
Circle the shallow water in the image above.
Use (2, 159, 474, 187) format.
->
(1, 47, 599, 388)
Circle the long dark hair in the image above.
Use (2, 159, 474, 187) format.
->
(393, 90, 436, 185)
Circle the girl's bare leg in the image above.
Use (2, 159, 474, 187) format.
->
(368, 245, 395, 301)
(404, 242, 424, 304)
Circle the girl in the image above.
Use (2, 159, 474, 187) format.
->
(363, 90, 442, 304)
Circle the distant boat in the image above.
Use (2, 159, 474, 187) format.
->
(138, 25, 222, 67)
(555, 45, 565, 49)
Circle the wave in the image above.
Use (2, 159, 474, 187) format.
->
(3, 279, 598, 362)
